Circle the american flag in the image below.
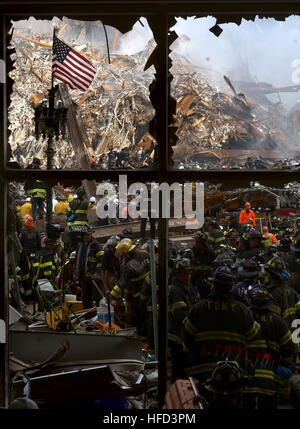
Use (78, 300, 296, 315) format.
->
(52, 35, 96, 91)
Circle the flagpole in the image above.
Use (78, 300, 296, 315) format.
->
(51, 26, 56, 90)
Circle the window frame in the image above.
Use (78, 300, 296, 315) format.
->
(1, 0, 300, 408)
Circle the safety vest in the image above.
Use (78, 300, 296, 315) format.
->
(263, 233, 273, 247)
(67, 199, 88, 226)
(28, 180, 46, 199)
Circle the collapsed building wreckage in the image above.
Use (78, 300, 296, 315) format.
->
(171, 52, 300, 168)
(8, 19, 157, 169)
(8, 19, 300, 170)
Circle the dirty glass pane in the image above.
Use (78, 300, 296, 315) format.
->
(170, 16, 300, 170)
(8, 17, 156, 170)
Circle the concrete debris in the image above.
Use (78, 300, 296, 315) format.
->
(8, 20, 156, 169)
(171, 69, 300, 167)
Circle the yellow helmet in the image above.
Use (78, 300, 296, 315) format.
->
(115, 238, 136, 256)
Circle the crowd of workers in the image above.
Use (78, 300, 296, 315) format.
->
(8, 172, 300, 409)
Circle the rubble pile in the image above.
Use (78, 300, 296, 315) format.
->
(8, 21, 156, 168)
(171, 69, 296, 162)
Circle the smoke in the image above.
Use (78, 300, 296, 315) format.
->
(170, 15, 300, 109)
(115, 17, 154, 55)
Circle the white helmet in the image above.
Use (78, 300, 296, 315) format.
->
(73, 194, 78, 199)
(69, 251, 76, 259)
(90, 197, 96, 203)
(26, 197, 31, 202)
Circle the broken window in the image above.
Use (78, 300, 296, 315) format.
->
(8, 17, 156, 170)
(170, 16, 300, 170)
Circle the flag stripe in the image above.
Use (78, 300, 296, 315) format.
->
(53, 66, 86, 90)
(53, 60, 91, 88)
(70, 48, 96, 73)
(62, 57, 94, 82)
(52, 36, 96, 91)
(53, 70, 82, 90)
(65, 55, 95, 80)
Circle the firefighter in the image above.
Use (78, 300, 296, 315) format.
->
(89, 196, 97, 209)
(19, 216, 41, 258)
(66, 186, 89, 230)
(26, 179, 46, 221)
(111, 238, 150, 330)
(232, 260, 261, 304)
(204, 361, 246, 409)
(190, 232, 215, 299)
(168, 258, 194, 382)
(206, 219, 226, 255)
(239, 202, 256, 227)
(182, 266, 261, 384)
(64, 188, 73, 203)
(262, 226, 278, 247)
(243, 287, 294, 409)
(101, 236, 121, 293)
(54, 195, 68, 214)
(265, 257, 300, 330)
(288, 236, 300, 294)
(247, 230, 263, 260)
(19, 197, 32, 220)
(57, 251, 81, 297)
(140, 183, 157, 239)
(32, 236, 59, 284)
(73, 225, 103, 309)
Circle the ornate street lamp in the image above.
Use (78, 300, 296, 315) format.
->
(33, 85, 68, 230)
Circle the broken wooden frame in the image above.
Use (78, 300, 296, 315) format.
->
(2, 1, 300, 409)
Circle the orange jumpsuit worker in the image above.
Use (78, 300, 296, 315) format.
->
(262, 226, 277, 246)
(239, 202, 256, 227)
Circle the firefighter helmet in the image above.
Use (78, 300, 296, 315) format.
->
(115, 238, 135, 256)
(174, 258, 192, 274)
(238, 260, 260, 278)
(212, 266, 235, 286)
(106, 235, 120, 247)
(247, 287, 273, 310)
(24, 215, 34, 227)
(76, 187, 86, 197)
(193, 231, 207, 242)
(204, 361, 244, 396)
(265, 257, 286, 279)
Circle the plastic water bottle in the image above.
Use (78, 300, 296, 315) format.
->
(97, 297, 114, 324)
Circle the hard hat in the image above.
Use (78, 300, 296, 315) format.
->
(207, 219, 218, 228)
(204, 361, 244, 396)
(90, 197, 96, 203)
(115, 238, 135, 256)
(64, 188, 71, 195)
(247, 287, 273, 310)
(106, 235, 120, 246)
(25, 216, 34, 227)
(193, 231, 207, 242)
(212, 266, 234, 286)
(174, 258, 192, 274)
(69, 251, 76, 259)
(265, 257, 286, 279)
(76, 187, 85, 197)
(73, 194, 78, 199)
(122, 227, 133, 239)
(25, 197, 31, 202)
(238, 260, 260, 278)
